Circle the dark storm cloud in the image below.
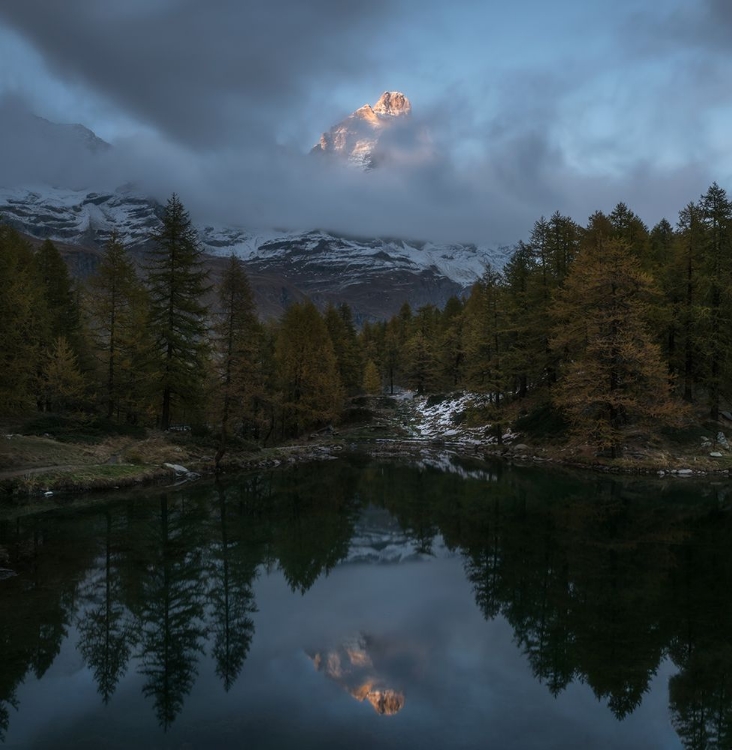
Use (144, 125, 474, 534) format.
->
(0, 0, 393, 147)
(0, 0, 727, 247)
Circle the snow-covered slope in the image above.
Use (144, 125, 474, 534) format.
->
(0, 185, 510, 320)
(0, 185, 160, 248)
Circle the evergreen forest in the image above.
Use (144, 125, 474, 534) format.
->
(2, 185, 732, 459)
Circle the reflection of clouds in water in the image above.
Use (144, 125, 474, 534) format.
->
(308, 633, 405, 715)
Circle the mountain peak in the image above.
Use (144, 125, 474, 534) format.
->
(372, 91, 411, 117)
(312, 91, 413, 169)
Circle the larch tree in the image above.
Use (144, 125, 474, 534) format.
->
(0, 227, 48, 413)
(404, 305, 441, 395)
(463, 266, 507, 403)
(551, 238, 677, 458)
(670, 203, 704, 402)
(274, 301, 342, 437)
(438, 296, 465, 388)
(698, 183, 732, 420)
(40, 336, 86, 413)
(324, 303, 363, 396)
(362, 359, 382, 394)
(33, 239, 82, 354)
(146, 194, 210, 430)
(212, 255, 262, 464)
(86, 232, 149, 420)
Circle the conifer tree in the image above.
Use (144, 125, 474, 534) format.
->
(40, 336, 85, 412)
(609, 202, 650, 264)
(86, 232, 149, 420)
(438, 296, 465, 388)
(669, 204, 704, 401)
(358, 320, 385, 388)
(362, 359, 382, 394)
(404, 305, 441, 394)
(463, 266, 507, 402)
(212, 255, 262, 461)
(551, 239, 676, 457)
(698, 183, 732, 420)
(275, 301, 342, 436)
(0, 227, 48, 413)
(33, 239, 81, 349)
(146, 194, 210, 430)
(324, 303, 363, 396)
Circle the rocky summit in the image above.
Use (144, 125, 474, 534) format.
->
(311, 91, 416, 169)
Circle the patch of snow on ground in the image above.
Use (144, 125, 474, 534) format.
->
(408, 393, 490, 441)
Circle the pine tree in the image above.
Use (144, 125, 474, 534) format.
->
(551, 239, 677, 457)
(146, 194, 210, 430)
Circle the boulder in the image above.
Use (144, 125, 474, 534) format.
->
(163, 462, 190, 475)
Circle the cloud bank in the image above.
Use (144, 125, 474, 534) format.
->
(0, 0, 730, 245)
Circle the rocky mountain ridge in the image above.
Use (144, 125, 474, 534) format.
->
(0, 185, 509, 321)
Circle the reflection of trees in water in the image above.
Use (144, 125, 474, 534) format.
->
(0, 512, 99, 740)
(77, 511, 132, 704)
(667, 512, 732, 750)
(136, 495, 207, 730)
(270, 462, 358, 593)
(373, 462, 732, 747)
(208, 484, 257, 692)
(2, 460, 732, 747)
(670, 648, 732, 750)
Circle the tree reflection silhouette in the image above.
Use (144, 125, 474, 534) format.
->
(136, 495, 206, 729)
(208, 484, 257, 691)
(77, 511, 132, 703)
(2, 460, 732, 748)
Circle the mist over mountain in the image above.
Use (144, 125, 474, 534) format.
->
(0, 88, 522, 321)
(312, 91, 432, 170)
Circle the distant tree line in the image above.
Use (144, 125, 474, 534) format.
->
(1, 185, 731, 456)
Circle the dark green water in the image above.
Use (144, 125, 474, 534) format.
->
(1, 454, 731, 749)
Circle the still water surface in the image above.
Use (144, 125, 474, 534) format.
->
(1, 454, 731, 749)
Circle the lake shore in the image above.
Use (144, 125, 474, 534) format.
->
(2, 393, 731, 501)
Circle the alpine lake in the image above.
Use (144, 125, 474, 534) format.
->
(1, 450, 731, 749)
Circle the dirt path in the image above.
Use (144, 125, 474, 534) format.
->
(0, 464, 82, 480)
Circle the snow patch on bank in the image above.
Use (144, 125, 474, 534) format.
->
(405, 392, 518, 446)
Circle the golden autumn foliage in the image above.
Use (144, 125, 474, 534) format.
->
(551, 239, 680, 456)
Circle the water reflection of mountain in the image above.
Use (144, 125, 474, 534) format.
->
(309, 633, 406, 715)
(0, 456, 731, 747)
(346, 506, 450, 563)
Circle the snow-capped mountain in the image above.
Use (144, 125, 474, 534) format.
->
(311, 91, 428, 169)
(0, 185, 510, 321)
